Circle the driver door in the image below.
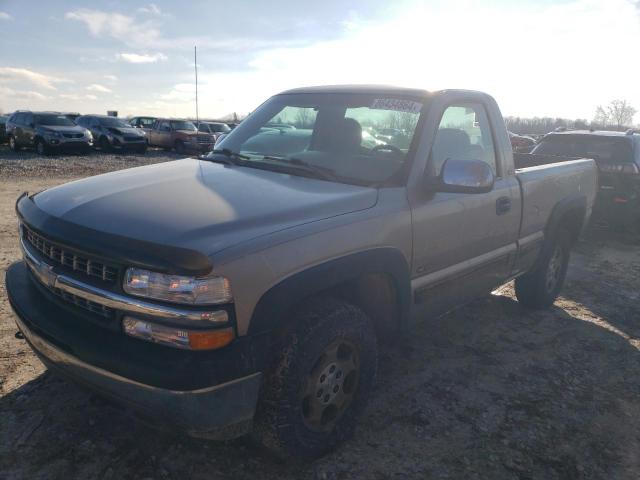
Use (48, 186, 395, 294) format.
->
(410, 102, 520, 321)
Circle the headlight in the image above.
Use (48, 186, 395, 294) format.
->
(123, 268, 232, 305)
(85, 130, 93, 140)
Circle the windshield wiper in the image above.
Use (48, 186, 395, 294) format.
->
(262, 155, 339, 181)
(201, 148, 249, 165)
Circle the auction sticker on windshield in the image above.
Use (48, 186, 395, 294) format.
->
(370, 98, 423, 114)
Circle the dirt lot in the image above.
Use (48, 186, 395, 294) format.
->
(1, 145, 640, 479)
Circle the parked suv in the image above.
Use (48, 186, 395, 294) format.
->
(532, 130, 640, 231)
(77, 115, 147, 153)
(196, 121, 231, 141)
(129, 116, 157, 134)
(147, 118, 215, 153)
(0, 115, 8, 144)
(6, 111, 93, 155)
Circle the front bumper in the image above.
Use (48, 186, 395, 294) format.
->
(6, 261, 263, 439)
(44, 137, 92, 151)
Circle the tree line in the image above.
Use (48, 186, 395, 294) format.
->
(506, 99, 637, 136)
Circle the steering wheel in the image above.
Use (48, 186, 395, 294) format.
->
(372, 144, 402, 155)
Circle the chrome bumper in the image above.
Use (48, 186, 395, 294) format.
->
(13, 312, 262, 438)
(20, 237, 227, 325)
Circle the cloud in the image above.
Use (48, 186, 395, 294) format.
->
(0, 11, 12, 20)
(59, 93, 98, 101)
(104, 74, 118, 82)
(137, 3, 164, 16)
(65, 9, 159, 46)
(0, 86, 47, 101)
(0, 67, 68, 90)
(86, 83, 112, 93)
(117, 52, 168, 64)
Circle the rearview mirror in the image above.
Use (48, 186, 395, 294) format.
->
(433, 158, 494, 194)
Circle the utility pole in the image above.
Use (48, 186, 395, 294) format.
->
(194, 45, 199, 124)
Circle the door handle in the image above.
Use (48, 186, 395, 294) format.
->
(496, 196, 511, 215)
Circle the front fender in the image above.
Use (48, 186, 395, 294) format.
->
(247, 248, 411, 336)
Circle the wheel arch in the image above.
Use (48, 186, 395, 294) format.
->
(545, 193, 587, 245)
(247, 248, 411, 339)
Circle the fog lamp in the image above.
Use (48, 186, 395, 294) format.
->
(122, 317, 234, 350)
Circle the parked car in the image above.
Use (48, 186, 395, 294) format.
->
(195, 121, 231, 141)
(65, 112, 81, 123)
(508, 131, 537, 153)
(0, 115, 8, 143)
(129, 116, 157, 133)
(76, 115, 147, 153)
(7, 85, 597, 460)
(531, 129, 640, 231)
(146, 118, 214, 153)
(6, 110, 92, 154)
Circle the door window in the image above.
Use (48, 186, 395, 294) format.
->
(430, 104, 497, 175)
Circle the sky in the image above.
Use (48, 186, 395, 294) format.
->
(0, 0, 639, 122)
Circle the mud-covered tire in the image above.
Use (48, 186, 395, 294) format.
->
(254, 297, 377, 460)
(515, 228, 571, 309)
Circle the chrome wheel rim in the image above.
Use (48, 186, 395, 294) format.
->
(545, 246, 563, 293)
(301, 339, 360, 432)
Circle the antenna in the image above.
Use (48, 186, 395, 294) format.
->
(194, 45, 199, 124)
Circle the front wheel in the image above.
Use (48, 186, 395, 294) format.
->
(254, 298, 378, 459)
(99, 136, 112, 152)
(515, 229, 571, 309)
(8, 135, 18, 151)
(174, 140, 186, 154)
(35, 138, 49, 156)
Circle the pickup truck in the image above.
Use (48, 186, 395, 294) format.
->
(7, 86, 597, 459)
(146, 118, 215, 154)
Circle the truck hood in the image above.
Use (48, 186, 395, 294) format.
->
(32, 158, 377, 257)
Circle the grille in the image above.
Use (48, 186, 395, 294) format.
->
(51, 287, 114, 318)
(197, 136, 212, 144)
(63, 133, 84, 139)
(23, 226, 119, 283)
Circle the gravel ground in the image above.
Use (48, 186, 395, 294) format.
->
(1, 145, 640, 479)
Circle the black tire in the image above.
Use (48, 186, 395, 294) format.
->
(515, 228, 571, 309)
(254, 297, 378, 460)
(8, 135, 18, 151)
(35, 138, 49, 156)
(174, 140, 185, 154)
(138, 145, 148, 154)
(99, 136, 112, 152)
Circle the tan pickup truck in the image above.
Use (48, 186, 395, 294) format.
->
(7, 86, 597, 459)
(146, 118, 214, 153)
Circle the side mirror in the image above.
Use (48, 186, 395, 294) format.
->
(431, 158, 494, 194)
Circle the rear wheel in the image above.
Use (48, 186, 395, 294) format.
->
(515, 228, 571, 309)
(8, 135, 18, 151)
(254, 298, 377, 459)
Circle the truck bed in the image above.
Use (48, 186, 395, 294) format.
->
(514, 152, 583, 170)
(515, 157, 598, 239)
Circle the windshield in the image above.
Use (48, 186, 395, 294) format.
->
(34, 114, 75, 126)
(98, 117, 130, 128)
(210, 92, 424, 184)
(534, 134, 634, 164)
(171, 120, 197, 131)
